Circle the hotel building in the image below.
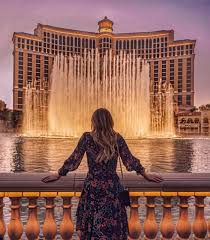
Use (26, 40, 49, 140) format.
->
(13, 17, 196, 111)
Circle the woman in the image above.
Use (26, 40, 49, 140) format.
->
(42, 108, 163, 240)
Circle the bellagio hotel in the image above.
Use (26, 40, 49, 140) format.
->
(13, 17, 196, 112)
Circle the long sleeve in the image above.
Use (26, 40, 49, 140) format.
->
(58, 133, 87, 176)
(117, 134, 145, 176)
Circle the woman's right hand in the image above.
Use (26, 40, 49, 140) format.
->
(42, 174, 61, 183)
(143, 172, 163, 182)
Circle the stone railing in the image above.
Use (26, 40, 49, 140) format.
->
(0, 172, 210, 239)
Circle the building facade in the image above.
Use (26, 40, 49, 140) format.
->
(13, 17, 196, 111)
(177, 105, 210, 135)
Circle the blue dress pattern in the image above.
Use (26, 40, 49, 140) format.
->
(58, 132, 145, 240)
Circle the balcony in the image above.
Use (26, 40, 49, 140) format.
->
(0, 172, 210, 239)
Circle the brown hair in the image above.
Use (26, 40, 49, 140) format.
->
(91, 108, 118, 163)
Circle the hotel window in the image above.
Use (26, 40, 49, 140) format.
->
(44, 56, 49, 80)
(119, 41, 122, 50)
(149, 39, 152, 48)
(170, 60, 174, 87)
(138, 40, 141, 49)
(18, 90, 23, 107)
(142, 39, 144, 48)
(131, 40, 133, 49)
(146, 39, 148, 49)
(126, 40, 129, 50)
(82, 39, 85, 48)
(189, 44, 193, 54)
(154, 61, 159, 92)
(67, 36, 70, 46)
(27, 53, 32, 83)
(59, 36, 62, 45)
(162, 60, 166, 82)
(75, 37, 78, 47)
(18, 52, 24, 88)
(134, 40, 137, 49)
(85, 39, 88, 48)
(36, 55, 41, 83)
(178, 95, 182, 105)
(178, 59, 183, 92)
(186, 58, 191, 92)
(122, 40, 126, 49)
(186, 95, 191, 105)
(115, 40, 118, 51)
(93, 40, 96, 48)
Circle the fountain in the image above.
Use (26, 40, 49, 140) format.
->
(22, 49, 175, 138)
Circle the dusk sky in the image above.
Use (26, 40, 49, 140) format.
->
(0, 0, 209, 108)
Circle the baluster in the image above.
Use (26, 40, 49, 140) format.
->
(144, 195, 158, 240)
(8, 197, 23, 240)
(60, 197, 74, 240)
(160, 196, 175, 239)
(25, 197, 40, 240)
(0, 196, 6, 239)
(207, 193, 210, 239)
(192, 196, 207, 239)
(42, 197, 57, 240)
(128, 195, 141, 239)
(208, 220, 210, 239)
(176, 196, 191, 240)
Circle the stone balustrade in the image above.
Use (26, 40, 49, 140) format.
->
(0, 172, 210, 239)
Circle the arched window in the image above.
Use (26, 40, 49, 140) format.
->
(194, 118, 200, 123)
(180, 118, 186, 123)
(187, 118, 193, 123)
(203, 118, 209, 124)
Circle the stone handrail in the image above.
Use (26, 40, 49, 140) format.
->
(0, 172, 210, 239)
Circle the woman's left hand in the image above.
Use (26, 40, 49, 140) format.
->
(142, 172, 163, 182)
(42, 174, 61, 183)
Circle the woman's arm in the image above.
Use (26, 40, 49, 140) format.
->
(117, 134, 145, 175)
(117, 134, 163, 182)
(42, 133, 87, 183)
(58, 132, 87, 176)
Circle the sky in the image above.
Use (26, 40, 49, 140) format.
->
(0, 0, 209, 108)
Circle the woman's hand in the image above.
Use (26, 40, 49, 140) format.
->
(41, 174, 61, 183)
(142, 172, 163, 182)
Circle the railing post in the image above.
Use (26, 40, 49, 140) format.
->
(176, 194, 191, 239)
(144, 193, 158, 240)
(42, 194, 57, 240)
(60, 196, 74, 240)
(160, 194, 175, 239)
(128, 193, 142, 239)
(0, 195, 6, 239)
(192, 195, 207, 239)
(8, 195, 23, 240)
(25, 196, 40, 240)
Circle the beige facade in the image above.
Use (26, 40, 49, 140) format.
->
(177, 106, 210, 135)
(13, 17, 196, 111)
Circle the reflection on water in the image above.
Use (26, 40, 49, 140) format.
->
(0, 133, 210, 239)
(1, 133, 209, 174)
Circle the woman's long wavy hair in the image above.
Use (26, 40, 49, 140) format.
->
(91, 108, 118, 164)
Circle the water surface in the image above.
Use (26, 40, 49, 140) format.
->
(0, 133, 210, 239)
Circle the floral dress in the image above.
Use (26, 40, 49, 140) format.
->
(58, 132, 145, 240)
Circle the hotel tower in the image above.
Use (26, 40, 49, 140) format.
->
(13, 17, 196, 112)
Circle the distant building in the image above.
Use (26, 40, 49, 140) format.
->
(0, 99, 6, 111)
(200, 105, 210, 134)
(177, 104, 210, 135)
(13, 17, 196, 113)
